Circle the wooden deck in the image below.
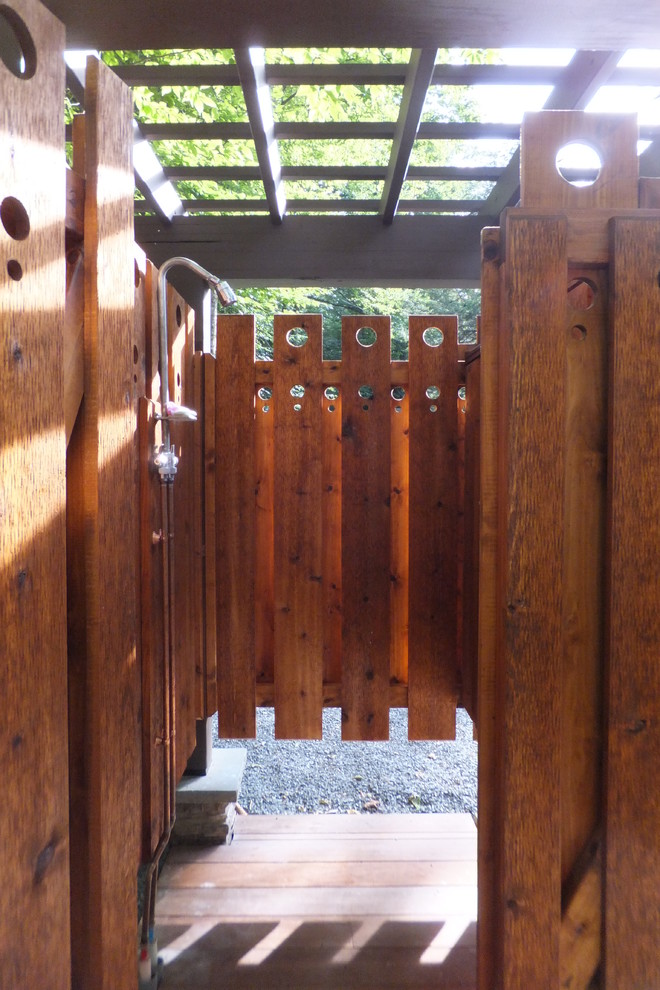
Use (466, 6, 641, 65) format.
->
(155, 813, 477, 989)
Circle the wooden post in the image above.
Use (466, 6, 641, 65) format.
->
(1, 1, 69, 986)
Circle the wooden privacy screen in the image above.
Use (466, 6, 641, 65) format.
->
(215, 315, 465, 741)
(476, 110, 660, 990)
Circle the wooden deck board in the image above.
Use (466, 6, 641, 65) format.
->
(156, 814, 477, 989)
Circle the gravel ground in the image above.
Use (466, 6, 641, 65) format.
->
(213, 707, 477, 817)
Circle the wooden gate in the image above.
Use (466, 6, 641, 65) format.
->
(205, 314, 470, 740)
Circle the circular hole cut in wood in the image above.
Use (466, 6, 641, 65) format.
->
(429, 404, 438, 413)
(328, 403, 336, 412)
(458, 386, 466, 401)
(262, 404, 270, 413)
(391, 386, 406, 401)
(426, 385, 440, 400)
(175, 304, 182, 327)
(571, 324, 588, 342)
(290, 384, 305, 398)
(293, 403, 302, 412)
(286, 326, 308, 347)
(7, 258, 23, 280)
(567, 276, 597, 311)
(356, 325, 377, 348)
(555, 142, 602, 188)
(358, 384, 374, 401)
(324, 385, 339, 401)
(422, 326, 444, 347)
(1, 196, 30, 240)
(0, 7, 37, 79)
(258, 386, 272, 401)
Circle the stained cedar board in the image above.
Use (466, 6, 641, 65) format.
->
(170, 292, 199, 777)
(560, 267, 608, 884)
(202, 353, 218, 716)
(341, 316, 392, 741)
(273, 315, 324, 739)
(76, 55, 141, 990)
(2, 8, 70, 985)
(499, 216, 565, 987)
(322, 382, 342, 684)
(604, 217, 660, 989)
(476, 228, 502, 990)
(215, 317, 256, 738)
(462, 351, 481, 726)
(407, 315, 458, 741)
(389, 374, 409, 689)
(255, 365, 275, 685)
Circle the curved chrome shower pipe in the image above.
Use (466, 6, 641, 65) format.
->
(156, 256, 236, 480)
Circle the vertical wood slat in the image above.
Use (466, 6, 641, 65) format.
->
(216, 318, 256, 738)
(604, 217, 660, 989)
(273, 316, 324, 739)
(499, 215, 566, 986)
(560, 267, 608, 884)
(476, 228, 503, 990)
(462, 349, 481, 725)
(390, 374, 409, 688)
(341, 316, 392, 741)
(322, 381, 342, 686)
(169, 291, 198, 776)
(255, 374, 275, 685)
(202, 352, 218, 716)
(407, 315, 458, 741)
(1, 2, 69, 984)
(191, 353, 206, 717)
(76, 55, 140, 990)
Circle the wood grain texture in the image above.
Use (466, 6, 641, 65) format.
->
(499, 215, 566, 986)
(255, 368, 275, 685)
(390, 368, 409, 688)
(190, 353, 206, 716)
(322, 377, 342, 684)
(137, 398, 166, 859)
(407, 315, 458, 740)
(0, 3, 68, 986)
(202, 353, 218, 716)
(169, 289, 199, 777)
(341, 316, 392, 741)
(74, 55, 140, 990)
(462, 350, 480, 725)
(476, 228, 501, 990)
(520, 110, 638, 209)
(273, 315, 324, 739)
(216, 317, 256, 738)
(604, 217, 660, 989)
(561, 267, 608, 884)
(559, 835, 602, 990)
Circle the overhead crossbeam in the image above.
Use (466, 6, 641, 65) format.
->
(380, 48, 439, 224)
(480, 49, 624, 217)
(163, 164, 502, 182)
(234, 47, 286, 224)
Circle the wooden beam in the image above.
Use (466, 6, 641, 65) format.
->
(235, 47, 286, 223)
(163, 163, 502, 182)
(49, 0, 660, 60)
(380, 48, 438, 223)
(169, 197, 486, 214)
(134, 214, 488, 287)
(137, 119, 525, 142)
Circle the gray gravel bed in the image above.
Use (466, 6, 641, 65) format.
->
(213, 707, 477, 816)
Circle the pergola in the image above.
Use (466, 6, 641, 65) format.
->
(49, 0, 660, 290)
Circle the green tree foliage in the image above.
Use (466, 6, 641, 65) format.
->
(99, 47, 490, 339)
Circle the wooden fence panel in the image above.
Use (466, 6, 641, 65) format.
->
(341, 317, 392, 741)
(202, 352, 218, 717)
(604, 217, 660, 989)
(216, 318, 256, 738)
(407, 316, 459, 740)
(273, 316, 324, 739)
(499, 215, 566, 986)
(1, 1, 69, 985)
